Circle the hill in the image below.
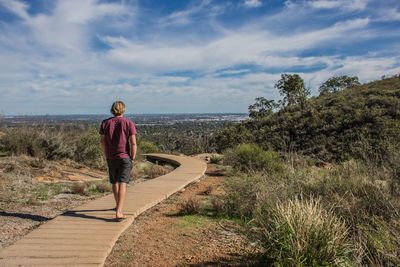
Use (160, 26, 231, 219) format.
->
(213, 76, 400, 162)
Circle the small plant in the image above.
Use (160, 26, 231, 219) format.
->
(90, 181, 112, 194)
(222, 173, 265, 219)
(71, 183, 88, 196)
(178, 197, 201, 215)
(210, 155, 223, 164)
(146, 164, 174, 179)
(210, 196, 224, 216)
(254, 197, 352, 266)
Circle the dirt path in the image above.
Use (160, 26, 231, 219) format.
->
(104, 164, 259, 266)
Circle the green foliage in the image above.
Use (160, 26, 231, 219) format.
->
(38, 132, 75, 160)
(0, 125, 104, 168)
(139, 140, 160, 153)
(275, 73, 310, 107)
(136, 121, 224, 155)
(223, 144, 285, 173)
(0, 127, 75, 160)
(221, 152, 400, 265)
(209, 154, 222, 164)
(248, 97, 278, 120)
(222, 174, 265, 219)
(361, 218, 400, 266)
(319, 75, 360, 95)
(214, 76, 400, 162)
(75, 126, 103, 163)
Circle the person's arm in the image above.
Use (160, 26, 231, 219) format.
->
(129, 135, 137, 161)
(100, 134, 107, 159)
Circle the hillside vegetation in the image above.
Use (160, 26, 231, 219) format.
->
(212, 75, 400, 265)
(214, 76, 400, 162)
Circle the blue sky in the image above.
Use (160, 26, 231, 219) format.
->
(0, 0, 399, 115)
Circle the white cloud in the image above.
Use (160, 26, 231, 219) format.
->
(288, 0, 368, 11)
(384, 8, 400, 21)
(243, 0, 262, 8)
(101, 17, 369, 75)
(4, 0, 134, 53)
(158, 0, 217, 26)
(0, 0, 29, 20)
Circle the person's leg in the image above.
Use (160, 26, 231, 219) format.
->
(108, 159, 119, 209)
(115, 158, 132, 219)
(112, 183, 119, 208)
(116, 182, 127, 218)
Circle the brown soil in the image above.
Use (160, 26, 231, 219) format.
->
(104, 164, 259, 267)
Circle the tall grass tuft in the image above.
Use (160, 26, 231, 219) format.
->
(254, 197, 351, 266)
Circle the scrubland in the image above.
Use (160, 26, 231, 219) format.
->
(218, 143, 400, 266)
(210, 76, 400, 266)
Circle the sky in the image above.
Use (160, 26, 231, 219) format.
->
(0, 0, 399, 115)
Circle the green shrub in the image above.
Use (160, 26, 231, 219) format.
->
(75, 127, 103, 165)
(253, 197, 352, 266)
(209, 154, 223, 164)
(222, 173, 265, 219)
(0, 127, 76, 160)
(0, 127, 42, 156)
(139, 140, 160, 153)
(38, 132, 75, 160)
(224, 143, 285, 173)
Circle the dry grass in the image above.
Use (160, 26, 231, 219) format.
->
(254, 197, 351, 266)
(177, 197, 201, 215)
(221, 144, 400, 265)
(146, 164, 174, 179)
(71, 183, 88, 196)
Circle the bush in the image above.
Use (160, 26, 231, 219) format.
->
(254, 197, 352, 266)
(71, 183, 88, 196)
(139, 141, 160, 153)
(38, 133, 75, 160)
(145, 164, 174, 179)
(75, 127, 102, 162)
(209, 154, 223, 164)
(222, 174, 265, 219)
(220, 155, 400, 265)
(224, 143, 285, 173)
(178, 197, 201, 215)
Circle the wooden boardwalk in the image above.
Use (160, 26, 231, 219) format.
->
(0, 154, 207, 267)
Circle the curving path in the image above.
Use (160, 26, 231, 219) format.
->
(0, 154, 207, 267)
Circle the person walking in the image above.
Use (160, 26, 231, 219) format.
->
(100, 101, 137, 220)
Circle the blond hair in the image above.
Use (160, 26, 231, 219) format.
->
(110, 101, 126, 116)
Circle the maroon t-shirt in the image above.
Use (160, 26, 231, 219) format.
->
(99, 116, 137, 160)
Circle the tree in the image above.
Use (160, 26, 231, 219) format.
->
(319, 75, 360, 95)
(275, 74, 310, 107)
(248, 97, 278, 120)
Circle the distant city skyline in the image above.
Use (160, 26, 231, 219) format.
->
(1, 0, 399, 115)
